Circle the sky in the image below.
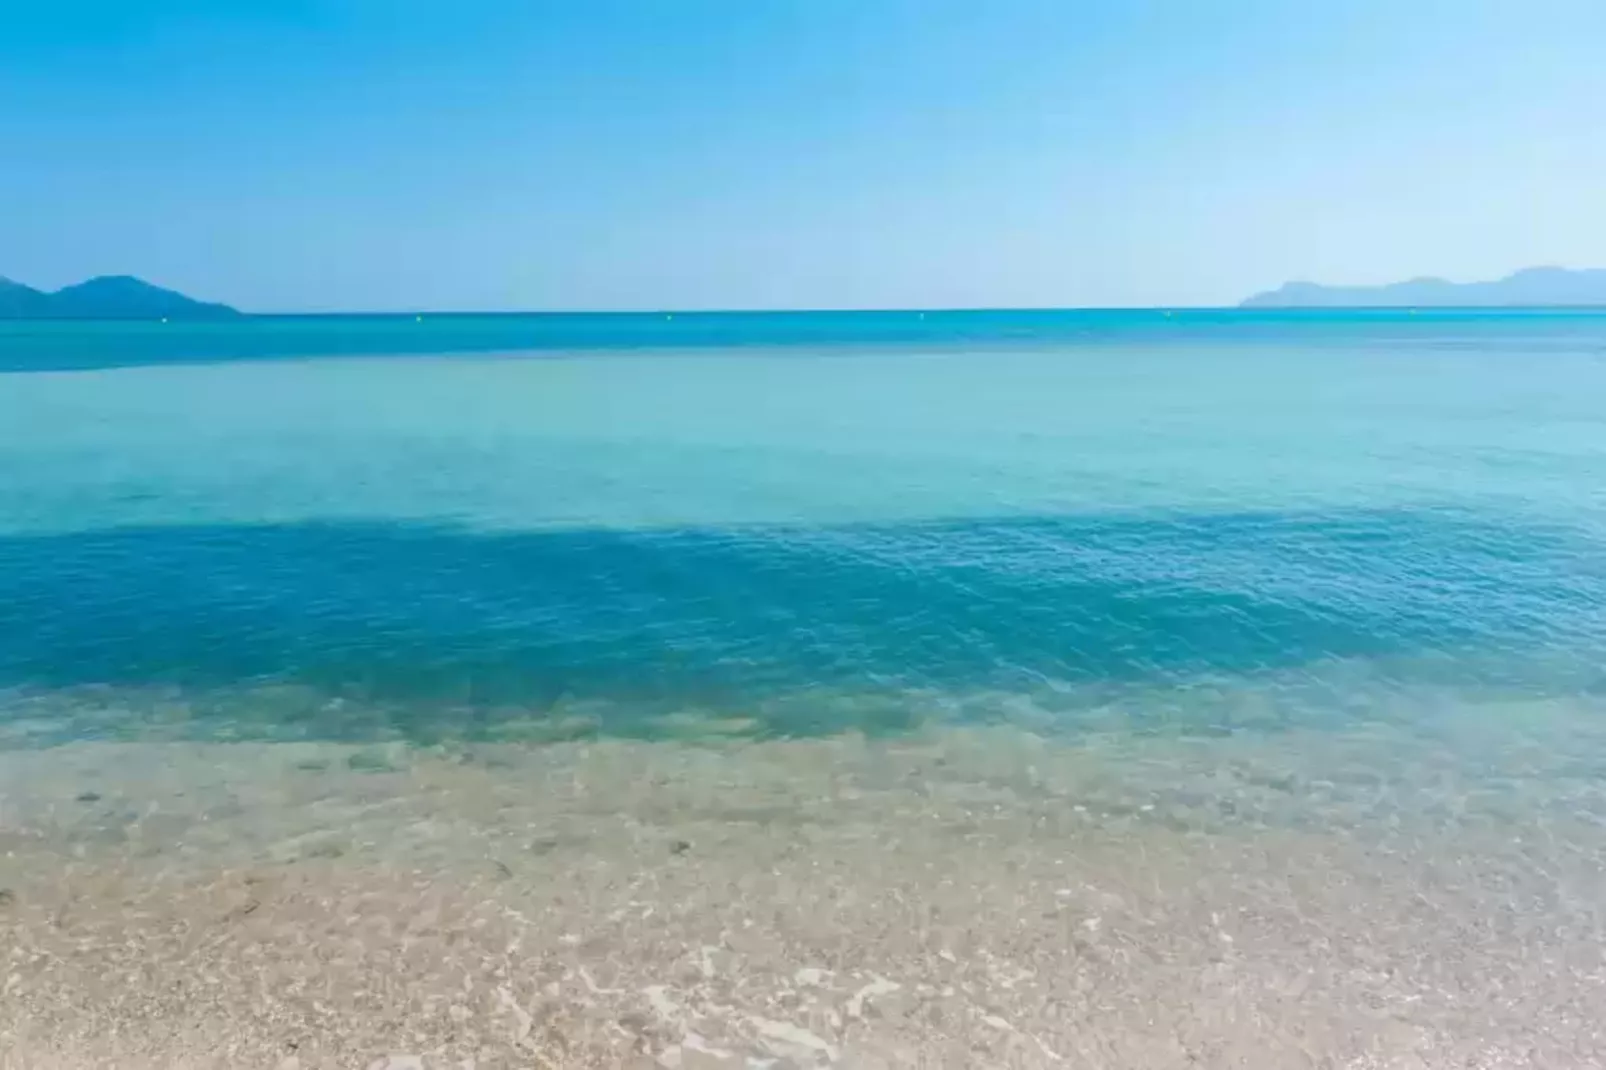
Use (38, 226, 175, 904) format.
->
(2, 1, 1604, 312)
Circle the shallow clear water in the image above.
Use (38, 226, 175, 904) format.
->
(1, 311, 1604, 744)
(6, 312, 1606, 1066)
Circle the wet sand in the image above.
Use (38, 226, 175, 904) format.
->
(4, 717, 1606, 1069)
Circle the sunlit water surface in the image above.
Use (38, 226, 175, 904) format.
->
(3, 311, 1605, 1067)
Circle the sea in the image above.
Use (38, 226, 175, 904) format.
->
(3, 309, 1606, 1067)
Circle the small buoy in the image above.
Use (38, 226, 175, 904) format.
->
(416, 315, 423, 322)
(665, 313, 673, 321)
(160, 317, 168, 324)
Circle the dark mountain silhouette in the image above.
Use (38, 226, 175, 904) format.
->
(0, 275, 240, 319)
(1242, 266, 1606, 308)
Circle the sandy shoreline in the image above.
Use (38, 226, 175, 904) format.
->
(4, 722, 1606, 1068)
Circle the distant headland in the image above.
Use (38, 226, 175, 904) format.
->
(7, 268, 1606, 319)
(0, 275, 240, 320)
(1242, 266, 1606, 308)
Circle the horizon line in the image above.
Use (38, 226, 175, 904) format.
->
(10, 304, 1606, 321)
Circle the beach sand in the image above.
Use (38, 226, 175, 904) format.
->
(4, 715, 1606, 1069)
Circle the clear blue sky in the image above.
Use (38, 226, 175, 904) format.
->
(3, 1, 1604, 311)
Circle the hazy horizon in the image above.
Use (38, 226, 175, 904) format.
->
(9, 266, 1606, 316)
(4, 2, 1604, 312)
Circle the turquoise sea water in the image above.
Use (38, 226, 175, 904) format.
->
(1, 310, 1603, 745)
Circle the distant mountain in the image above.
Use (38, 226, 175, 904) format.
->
(0, 277, 51, 318)
(0, 275, 240, 319)
(1242, 267, 1606, 308)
